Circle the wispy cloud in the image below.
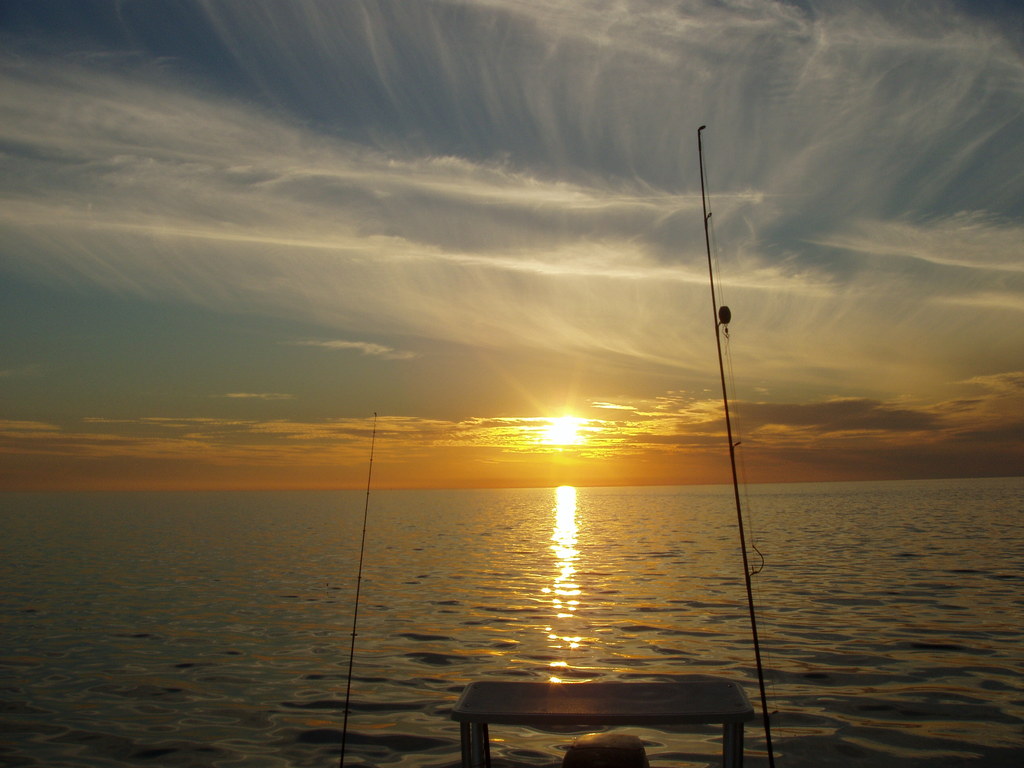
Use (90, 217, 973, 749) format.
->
(0, 420, 61, 434)
(291, 340, 417, 360)
(3, 5, 1020, 384)
(814, 213, 1024, 273)
(219, 392, 294, 400)
(962, 371, 1024, 393)
(0, 365, 42, 379)
(1, 1, 1022, 488)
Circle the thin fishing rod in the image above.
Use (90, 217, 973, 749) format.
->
(698, 126, 777, 767)
(340, 413, 378, 768)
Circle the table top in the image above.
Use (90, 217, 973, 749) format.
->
(451, 678, 754, 726)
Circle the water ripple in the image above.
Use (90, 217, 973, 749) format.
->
(1, 480, 1021, 767)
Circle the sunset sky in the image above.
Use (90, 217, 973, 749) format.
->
(2, 0, 1022, 491)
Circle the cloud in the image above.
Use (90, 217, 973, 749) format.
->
(82, 416, 247, 428)
(727, 398, 942, 448)
(962, 371, 1024, 393)
(0, 420, 61, 434)
(0, 365, 42, 379)
(3, 2, 1021, 388)
(818, 213, 1024, 273)
(0, 57, 713, 369)
(591, 401, 638, 411)
(580, 379, 1024, 458)
(220, 392, 294, 400)
(291, 340, 417, 360)
(2, 379, 1021, 490)
(1, 1, 1022, 488)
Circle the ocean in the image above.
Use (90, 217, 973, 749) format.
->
(1, 477, 1021, 767)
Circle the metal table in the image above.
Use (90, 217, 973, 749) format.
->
(451, 679, 754, 768)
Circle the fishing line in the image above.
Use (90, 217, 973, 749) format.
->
(721, 322, 779, 720)
(721, 331, 766, 577)
(340, 413, 378, 768)
(703, 144, 767, 581)
(698, 126, 777, 767)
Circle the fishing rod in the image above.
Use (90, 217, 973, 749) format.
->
(340, 412, 378, 768)
(697, 126, 777, 767)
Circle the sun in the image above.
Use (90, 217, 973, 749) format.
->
(542, 416, 585, 446)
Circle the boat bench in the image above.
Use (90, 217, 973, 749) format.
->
(451, 678, 754, 768)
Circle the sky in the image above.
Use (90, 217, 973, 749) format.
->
(1, 0, 1022, 491)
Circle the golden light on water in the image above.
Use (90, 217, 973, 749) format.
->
(543, 485, 585, 682)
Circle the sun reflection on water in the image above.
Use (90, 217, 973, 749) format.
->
(541, 485, 587, 682)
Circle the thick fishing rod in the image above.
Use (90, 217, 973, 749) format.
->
(340, 413, 378, 768)
(698, 126, 776, 767)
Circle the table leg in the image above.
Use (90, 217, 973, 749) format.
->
(722, 723, 743, 768)
(460, 722, 472, 768)
(460, 723, 491, 768)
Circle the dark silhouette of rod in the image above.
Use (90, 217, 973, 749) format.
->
(698, 126, 777, 767)
(340, 413, 378, 768)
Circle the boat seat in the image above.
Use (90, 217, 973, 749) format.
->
(562, 732, 649, 768)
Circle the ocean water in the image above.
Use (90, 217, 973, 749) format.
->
(1, 478, 1021, 768)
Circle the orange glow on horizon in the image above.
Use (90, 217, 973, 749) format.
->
(5, 395, 1015, 491)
